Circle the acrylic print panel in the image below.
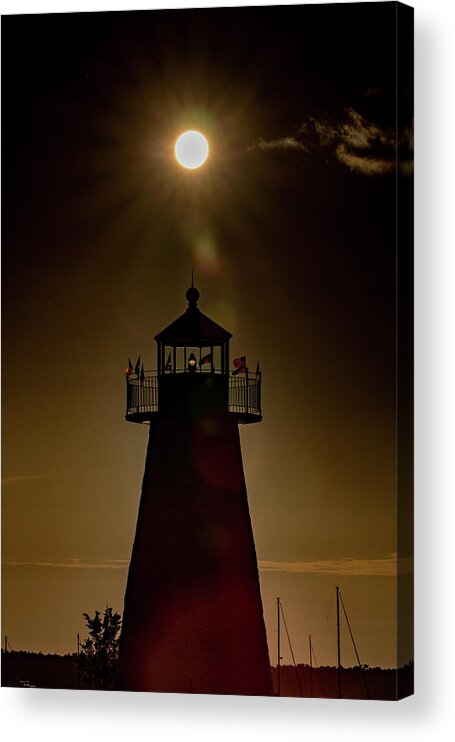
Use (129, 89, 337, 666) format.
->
(1, 2, 413, 699)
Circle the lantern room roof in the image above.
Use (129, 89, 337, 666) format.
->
(154, 285, 232, 346)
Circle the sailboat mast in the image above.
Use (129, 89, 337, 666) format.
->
(309, 634, 313, 698)
(336, 585, 341, 699)
(277, 597, 281, 696)
(338, 588, 370, 700)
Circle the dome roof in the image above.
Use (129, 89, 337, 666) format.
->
(154, 286, 232, 345)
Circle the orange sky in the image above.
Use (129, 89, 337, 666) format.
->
(2, 4, 413, 670)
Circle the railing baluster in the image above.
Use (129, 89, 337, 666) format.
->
(127, 371, 261, 420)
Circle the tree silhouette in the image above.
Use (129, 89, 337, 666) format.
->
(77, 607, 122, 690)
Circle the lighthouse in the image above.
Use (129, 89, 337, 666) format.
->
(117, 283, 272, 696)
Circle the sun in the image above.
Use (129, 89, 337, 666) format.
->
(175, 130, 209, 170)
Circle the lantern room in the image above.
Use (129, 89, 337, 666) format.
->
(125, 283, 262, 425)
(155, 284, 232, 376)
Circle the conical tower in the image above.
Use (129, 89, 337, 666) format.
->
(117, 284, 271, 695)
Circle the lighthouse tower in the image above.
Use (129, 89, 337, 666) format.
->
(117, 284, 272, 696)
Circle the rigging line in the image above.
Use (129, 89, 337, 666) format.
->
(319, 593, 335, 656)
(264, 602, 276, 643)
(338, 590, 370, 700)
(279, 601, 304, 698)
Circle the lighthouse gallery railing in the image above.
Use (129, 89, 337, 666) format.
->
(125, 371, 261, 421)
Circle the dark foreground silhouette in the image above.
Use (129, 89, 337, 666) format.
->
(271, 662, 413, 700)
(1, 650, 413, 699)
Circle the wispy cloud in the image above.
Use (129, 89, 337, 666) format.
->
(364, 87, 384, 97)
(307, 107, 413, 176)
(340, 108, 395, 150)
(335, 144, 395, 176)
(2, 475, 57, 486)
(4, 556, 413, 576)
(249, 102, 413, 177)
(3, 559, 129, 570)
(258, 556, 413, 577)
(248, 136, 306, 152)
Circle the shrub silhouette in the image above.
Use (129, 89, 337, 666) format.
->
(77, 607, 121, 690)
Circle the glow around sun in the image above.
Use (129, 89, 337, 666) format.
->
(175, 130, 209, 169)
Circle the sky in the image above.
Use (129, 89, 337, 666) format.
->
(2, 2, 413, 670)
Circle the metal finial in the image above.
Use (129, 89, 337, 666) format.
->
(186, 273, 200, 309)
